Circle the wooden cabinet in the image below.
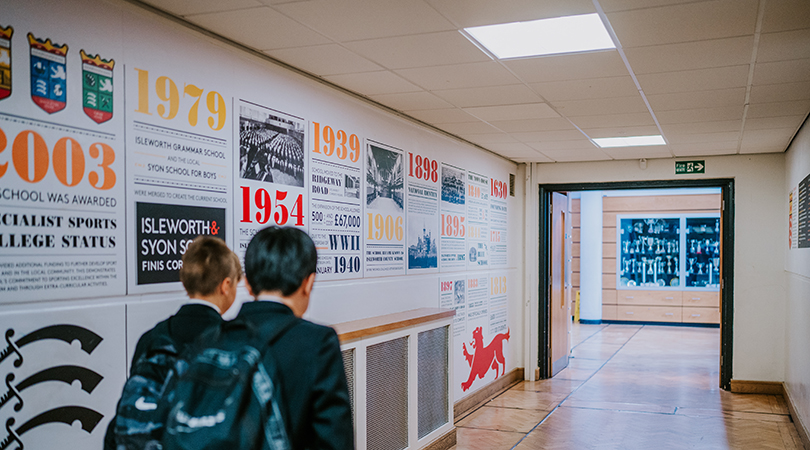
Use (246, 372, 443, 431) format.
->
(617, 305, 682, 323)
(608, 289, 718, 324)
(682, 292, 719, 308)
(616, 290, 681, 306)
(682, 307, 720, 323)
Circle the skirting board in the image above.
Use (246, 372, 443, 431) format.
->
(730, 379, 785, 395)
(454, 368, 524, 419)
(784, 384, 810, 450)
(422, 428, 456, 450)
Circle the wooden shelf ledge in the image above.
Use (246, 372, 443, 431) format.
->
(334, 308, 455, 343)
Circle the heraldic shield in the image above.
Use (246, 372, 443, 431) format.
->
(28, 33, 67, 114)
(0, 26, 13, 101)
(80, 50, 114, 124)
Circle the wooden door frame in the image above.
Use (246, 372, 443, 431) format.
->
(538, 178, 735, 390)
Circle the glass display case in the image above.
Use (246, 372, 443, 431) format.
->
(617, 214, 720, 290)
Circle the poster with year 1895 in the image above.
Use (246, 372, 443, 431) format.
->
(364, 140, 405, 277)
(235, 100, 307, 260)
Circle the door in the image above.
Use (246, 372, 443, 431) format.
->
(550, 192, 572, 376)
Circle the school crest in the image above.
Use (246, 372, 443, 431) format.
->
(28, 33, 68, 114)
(80, 50, 114, 124)
(0, 26, 13, 100)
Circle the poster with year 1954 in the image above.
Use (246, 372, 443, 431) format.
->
(364, 141, 405, 277)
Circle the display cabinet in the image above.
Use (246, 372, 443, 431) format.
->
(617, 214, 720, 291)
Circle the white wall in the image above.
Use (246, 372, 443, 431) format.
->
(532, 153, 787, 382)
(784, 117, 810, 435)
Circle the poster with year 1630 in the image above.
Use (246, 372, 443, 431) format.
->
(309, 121, 363, 280)
(0, 30, 126, 302)
(489, 176, 508, 267)
(364, 140, 405, 277)
(125, 65, 232, 294)
(234, 100, 307, 260)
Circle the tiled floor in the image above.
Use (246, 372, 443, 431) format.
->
(452, 324, 803, 450)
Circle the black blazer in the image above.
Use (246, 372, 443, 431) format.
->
(103, 303, 222, 449)
(236, 301, 354, 450)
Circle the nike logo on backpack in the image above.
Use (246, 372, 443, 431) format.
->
(135, 397, 158, 411)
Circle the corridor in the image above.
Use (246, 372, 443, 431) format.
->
(453, 324, 802, 449)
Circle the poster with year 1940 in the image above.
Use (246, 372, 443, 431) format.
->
(364, 141, 405, 277)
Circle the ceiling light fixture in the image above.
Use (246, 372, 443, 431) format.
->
(463, 13, 616, 60)
(593, 135, 667, 148)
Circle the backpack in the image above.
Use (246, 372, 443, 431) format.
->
(113, 320, 180, 450)
(161, 317, 298, 450)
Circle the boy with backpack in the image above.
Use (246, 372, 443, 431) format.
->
(104, 235, 241, 450)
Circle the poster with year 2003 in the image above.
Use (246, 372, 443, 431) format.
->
(439, 163, 466, 272)
(234, 100, 307, 260)
(364, 140, 405, 277)
(308, 121, 363, 280)
(125, 64, 232, 294)
(406, 150, 439, 274)
(0, 28, 126, 302)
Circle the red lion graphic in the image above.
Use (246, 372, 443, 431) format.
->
(461, 327, 510, 392)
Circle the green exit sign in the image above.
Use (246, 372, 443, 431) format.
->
(675, 160, 705, 174)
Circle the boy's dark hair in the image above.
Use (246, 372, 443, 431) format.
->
(179, 236, 242, 297)
(244, 226, 317, 296)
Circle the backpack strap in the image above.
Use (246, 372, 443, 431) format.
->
(258, 316, 300, 354)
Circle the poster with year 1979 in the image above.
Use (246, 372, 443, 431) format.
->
(364, 140, 405, 277)
(309, 121, 363, 280)
(234, 100, 307, 261)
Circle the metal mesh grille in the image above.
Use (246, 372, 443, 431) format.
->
(509, 173, 516, 196)
(341, 348, 355, 425)
(366, 337, 409, 450)
(418, 326, 449, 439)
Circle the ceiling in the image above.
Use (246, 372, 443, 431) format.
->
(138, 0, 810, 163)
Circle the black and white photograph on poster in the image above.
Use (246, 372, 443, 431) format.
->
(406, 170, 439, 273)
(439, 276, 466, 338)
(0, 31, 126, 302)
(136, 202, 226, 285)
(489, 176, 508, 267)
(0, 304, 126, 450)
(407, 217, 437, 269)
(239, 101, 305, 187)
(309, 124, 363, 281)
(233, 100, 307, 262)
(466, 171, 490, 269)
(440, 163, 467, 272)
(364, 141, 406, 277)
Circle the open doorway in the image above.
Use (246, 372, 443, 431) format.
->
(538, 179, 735, 390)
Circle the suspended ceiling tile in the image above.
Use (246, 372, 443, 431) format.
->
(482, 142, 544, 157)
(739, 143, 789, 154)
(744, 116, 806, 131)
(656, 106, 744, 124)
(646, 88, 746, 111)
(606, 0, 758, 48)
(623, 36, 754, 75)
(569, 112, 655, 129)
(760, 0, 810, 33)
(599, 0, 716, 13)
(324, 71, 422, 95)
(265, 44, 382, 76)
(426, 0, 595, 28)
(540, 148, 614, 162)
(666, 132, 740, 145)
(369, 91, 454, 111)
(526, 140, 597, 151)
(741, 128, 796, 146)
(517, 154, 555, 163)
(600, 145, 672, 160)
(661, 120, 742, 135)
(753, 59, 810, 85)
(488, 118, 577, 132)
(344, 31, 490, 70)
(186, 7, 330, 50)
(438, 121, 503, 135)
(511, 130, 587, 142)
(395, 61, 521, 90)
(749, 82, 810, 103)
(406, 108, 478, 124)
(746, 100, 810, 119)
(636, 66, 750, 95)
(463, 103, 559, 121)
(582, 125, 662, 138)
(458, 133, 519, 145)
(552, 95, 648, 117)
(273, 0, 455, 41)
(529, 76, 639, 102)
(670, 143, 739, 157)
(503, 51, 628, 83)
(757, 29, 810, 63)
(432, 85, 543, 108)
(142, 0, 261, 16)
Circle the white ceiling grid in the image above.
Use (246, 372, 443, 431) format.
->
(140, 0, 810, 163)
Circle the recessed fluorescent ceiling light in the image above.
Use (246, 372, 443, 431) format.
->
(463, 13, 615, 59)
(593, 136, 667, 148)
